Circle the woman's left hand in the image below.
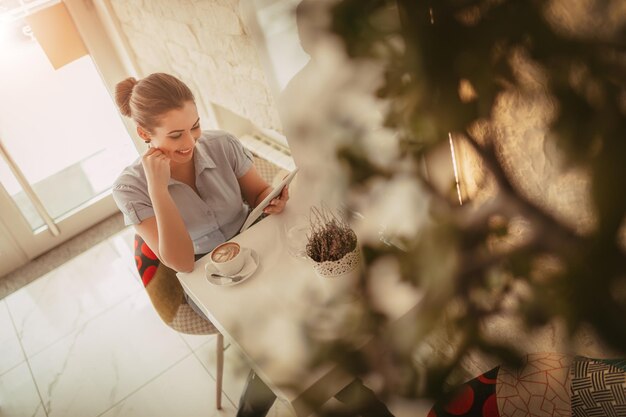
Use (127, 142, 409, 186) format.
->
(263, 186, 289, 215)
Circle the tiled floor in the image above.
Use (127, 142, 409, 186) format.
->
(0, 226, 427, 417)
(0, 227, 259, 417)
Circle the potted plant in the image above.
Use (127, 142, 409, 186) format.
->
(305, 207, 361, 298)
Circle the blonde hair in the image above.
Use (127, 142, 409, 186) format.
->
(115, 73, 195, 132)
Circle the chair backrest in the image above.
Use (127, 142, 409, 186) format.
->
(133, 234, 217, 335)
(134, 234, 160, 287)
(252, 154, 283, 184)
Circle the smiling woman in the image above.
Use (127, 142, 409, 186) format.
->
(112, 73, 290, 273)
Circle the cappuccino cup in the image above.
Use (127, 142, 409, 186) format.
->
(210, 242, 245, 276)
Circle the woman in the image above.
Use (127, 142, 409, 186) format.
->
(112, 73, 393, 417)
(112, 73, 287, 273)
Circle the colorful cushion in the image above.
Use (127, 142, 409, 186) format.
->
(429, 353, 626, 417)
(428, 366, 500, 417)
(497, 352, 572, 417)
(570, 356, 626, 417)
(133, 234, 217, 335)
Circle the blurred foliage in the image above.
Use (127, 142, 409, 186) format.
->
(305, 0, 626, 404)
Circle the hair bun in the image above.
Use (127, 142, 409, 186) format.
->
(115, 77, 138, 117)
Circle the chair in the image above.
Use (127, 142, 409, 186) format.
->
(252, 154, 284, 185)
(133, 234, 224, 409)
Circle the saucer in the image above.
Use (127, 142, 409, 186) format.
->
(205, 249, 259, 287)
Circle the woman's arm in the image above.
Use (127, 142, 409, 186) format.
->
(136, 147, 195, 272)
(135, 189, 195, 272)
(238, 166, 289, 214)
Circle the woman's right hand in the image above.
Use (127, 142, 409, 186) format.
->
(142, 147, 171, 192)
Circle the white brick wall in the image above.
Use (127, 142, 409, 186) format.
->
(107, 0, 282, 131)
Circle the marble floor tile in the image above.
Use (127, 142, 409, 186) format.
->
(107, 227, 138, 276)
(193, 339, 324, 417)
(100, 354, 237, 417)
(194, 338, 252, 407)
(0, 213, 125, 300)
(0, 300, 25, 376)
(5, 240, 142, 357)
(180, 332, 217, 352)
(0, 362, 46, 417)
(194, 340, 316, 417)
(28, 291, 191, 417)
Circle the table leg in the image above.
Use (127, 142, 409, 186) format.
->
(217, 333, 224, 409)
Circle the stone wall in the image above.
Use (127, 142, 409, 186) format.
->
(107, 0, 282, 131)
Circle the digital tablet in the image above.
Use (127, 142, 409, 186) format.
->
(239, 168, 299, 233)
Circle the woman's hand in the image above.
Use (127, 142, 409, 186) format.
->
(263, 186, 289, 215)
(142, 147, 171, 193)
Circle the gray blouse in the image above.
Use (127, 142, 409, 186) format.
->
(112, 130, 253, 255)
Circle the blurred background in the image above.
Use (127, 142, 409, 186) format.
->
(1, 0, 625, 416)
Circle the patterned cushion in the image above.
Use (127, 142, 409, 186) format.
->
(497, 352, 572, 417)
(428, 353, 626, 417)
(170, 303, 218, 335)
(253, 154, 282, 184)
(571, 357, 626, 417)
(428, 366, 500, 417)
(429, 353, 573, 417)
(133, 234, 219, 336)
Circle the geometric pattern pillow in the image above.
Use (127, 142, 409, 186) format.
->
(497, 352, 572, 417)
(570, 357, 626, 417)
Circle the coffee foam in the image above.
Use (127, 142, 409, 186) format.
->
(212, 243, 240, 263)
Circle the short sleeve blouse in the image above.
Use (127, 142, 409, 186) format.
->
(112, 130, 254, 254)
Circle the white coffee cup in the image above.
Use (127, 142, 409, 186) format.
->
(210, 241, 245, 276)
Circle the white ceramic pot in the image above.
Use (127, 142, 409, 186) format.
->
(309, 245, 361, 301)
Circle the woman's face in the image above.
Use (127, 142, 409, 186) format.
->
(142, 101, 201, 165)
